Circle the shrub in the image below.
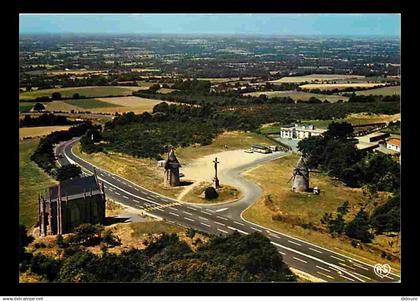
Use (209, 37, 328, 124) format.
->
(204, 187, 219, 199)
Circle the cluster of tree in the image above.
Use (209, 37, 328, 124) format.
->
(348, 94, 400, 103)
(80, 127, 103, 154)
(171, 79, 211, 93)
(298, 122, 400, 192)
(30, 122, 95, 175)
(321, 201, 374, 243)
(20, 224, 296, 282)
(204, 187, 219, 199)
(56, 164, 82, 181)
(370, 193, 400, 234)
(20, 114, 76, 128)
(382, 120, 400, 135)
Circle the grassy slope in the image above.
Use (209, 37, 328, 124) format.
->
(242, 154, 400, 271)
(19, 138, 57, 227)
(73, 143, 181, 198)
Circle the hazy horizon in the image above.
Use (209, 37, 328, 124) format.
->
(19, 14, 401, 37)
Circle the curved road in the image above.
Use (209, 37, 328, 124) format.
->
(55, 138, 400, 283)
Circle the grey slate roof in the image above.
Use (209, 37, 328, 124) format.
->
(48, 175, 101, 201)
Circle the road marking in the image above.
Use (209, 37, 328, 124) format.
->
(134, 188, 139, 191)
(201, 211, 213, 216)
(351, 271, 372, 281)
(184, 217, 195, 222)
(187, 206, 197, 211)
(338, 262, 356, 270)
(115, 192, 121, 196)
(317, 271, 335, 280)
(316, 265, 331, 273)
(339, 274, 355, 282)
(279, 251, 286, 256)
(183, 211, 193, 216)
(227, 226, 248, 235)
(240, 211, 399, 279)
(214, 221, 225, 226)
(123, 195, 129, 199)
(215, 208, 228, 212)
(309, 247, 323, 254)
(132, 200, 139, 203)
(155, 208, 164, 212)
(217, 228, 228, 234)
(331, 255, 346, 262)
(169, 212, 179, 217)
(293, 257, 308, 264)
(216, 216, 228, 221)
(353, 263, 369, 271)
(168, 207, 178, 211)
(198, 216, 208, 221)
(269, 241, 366, 283)
(200, 222, 211, 228)
(234, 221, 244, 226)
(250, 227, 262, 232)
(269, 233, 281, 239)
(288, 240, 302, 247)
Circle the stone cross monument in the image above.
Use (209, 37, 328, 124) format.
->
(213, 157, 220, 189)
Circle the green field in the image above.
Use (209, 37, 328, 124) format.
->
(20, 86, 141, 100)
(63, 98, 122, 109)
(19, 139, 57, 227)
(243, 91, 349, 103)
(19, 102, 34, 113)
(354, 85, 401, 96)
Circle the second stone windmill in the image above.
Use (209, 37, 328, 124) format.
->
(288, 156, 310, 192)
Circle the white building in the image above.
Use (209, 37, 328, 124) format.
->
(280, 124, 326, 140)
(386, 138, 400, 153)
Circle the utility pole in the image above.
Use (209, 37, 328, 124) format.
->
(213, 157, 220, 189)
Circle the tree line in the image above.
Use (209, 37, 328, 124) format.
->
(19, 224, 296, 282)
(30, 122, 96, 175)
(20, 114, 77, 128)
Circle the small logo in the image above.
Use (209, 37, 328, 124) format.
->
(374, 263, 391, 278)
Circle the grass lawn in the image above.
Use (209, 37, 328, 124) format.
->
(19, 138, 57, 227)
(182, 181, 241, 204)
(20, 86, 141, 100)
(20, 126, 72, 139)
(176, 131, 278, 163)
(63, 98, 121, 109)
(242, 154, 400, 271)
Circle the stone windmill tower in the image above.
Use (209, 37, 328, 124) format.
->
(288, 156, 310, 192)
(163, 148, 181, 187)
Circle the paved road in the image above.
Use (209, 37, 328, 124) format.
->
(55, 138, 400, 283)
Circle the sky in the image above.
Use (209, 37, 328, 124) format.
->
(19, 14, 401, 36)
